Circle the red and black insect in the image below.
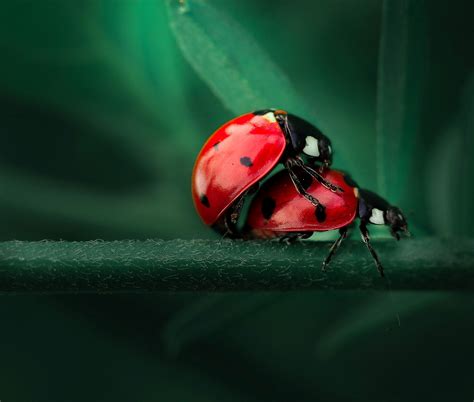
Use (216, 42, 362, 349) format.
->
(192, 109, 341, 235)
(244, 167, 409, 276)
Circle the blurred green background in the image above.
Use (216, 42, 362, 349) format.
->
(0, 0, 473, 401)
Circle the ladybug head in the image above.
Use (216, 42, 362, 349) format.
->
(385, 206, 409, 240)
(359, 190, 409, 240)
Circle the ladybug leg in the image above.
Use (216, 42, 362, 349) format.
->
(285, 160, 326, 221)
(321, 226, 349, 271)
(229, 194, 246, 226)
(222, 184, 259, 238)
(359, 223, 385, 277)
(279, 232, 313, 245)
(222, 214, 238, 238)
(221, 195, 246, 238)
(293, 157, 343, 193)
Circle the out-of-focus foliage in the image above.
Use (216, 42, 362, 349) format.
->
(376, 0, 426, 208)
(166, 0, 318, 124)
(0, 0, 473, 401)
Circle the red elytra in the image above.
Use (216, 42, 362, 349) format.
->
(192, 112, 286, 226)
(246, 168, 358, 235)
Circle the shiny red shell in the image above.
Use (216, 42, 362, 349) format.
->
(246, 168, 359, 234)
(192, 112, 286, 225)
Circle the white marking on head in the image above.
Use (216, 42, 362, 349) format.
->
(263, 112, 276, 123)
(303, 136, 320, 157)
(369, 208, 385, 225)
(353, 187, 359, 198)
(328, 145, 332, 154)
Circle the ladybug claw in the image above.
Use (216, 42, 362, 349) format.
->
(320, 179, 344, 193)
(279, 235, 296, 245)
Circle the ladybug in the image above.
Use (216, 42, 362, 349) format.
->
(192, 109, 341, 235)
(244, 167, 409, 276)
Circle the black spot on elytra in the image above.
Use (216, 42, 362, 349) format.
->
(213, 141, 220, 150)
(315, 204, 326, 222)
(240, 156, 253, 167)
(261, 197, 276, 220)
(200, 194, 210, 208)
(343, 173, 359, 188)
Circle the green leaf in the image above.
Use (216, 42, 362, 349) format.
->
(166, 0, 316, 121)
(376, 0, 427, 203)
(427, 74, 474, 236)
(1, 239, 474, 293)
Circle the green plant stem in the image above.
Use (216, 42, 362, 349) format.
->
(0, 239, 472, 294)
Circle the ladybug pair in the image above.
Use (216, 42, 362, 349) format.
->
(192, 109, 409, 276)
